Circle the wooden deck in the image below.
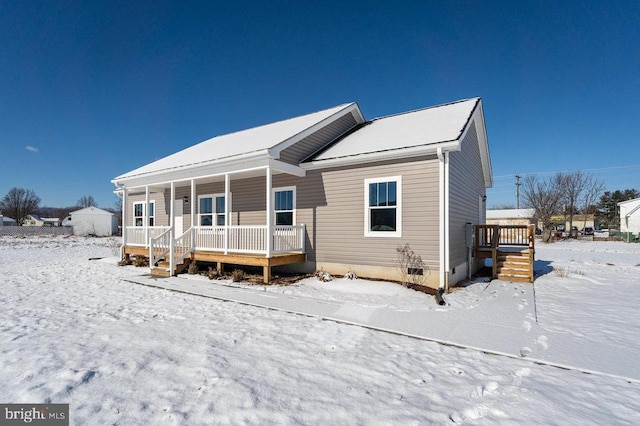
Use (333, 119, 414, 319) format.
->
(474, 225, 535, 283)
(123, 245, 306, 283)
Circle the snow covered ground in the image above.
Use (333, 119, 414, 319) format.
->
(1, 236, 639, 424)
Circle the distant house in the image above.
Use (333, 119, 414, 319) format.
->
(1, 215, 17, 226)
(112, 98, 493, 289)
(618, 198, 640, 237)
(22, 215, 60, 227)
(486, 209, 536, 226)
(69, 207, 118, 237)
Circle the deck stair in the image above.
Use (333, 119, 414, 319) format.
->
(495, 249, 533, 283)
(150, 255, 192, 278)
(475, 224, 535, 283)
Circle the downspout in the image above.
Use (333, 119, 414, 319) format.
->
(437, 147, 450, 294)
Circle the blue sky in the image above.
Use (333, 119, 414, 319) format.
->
(1, 1, 639, 209)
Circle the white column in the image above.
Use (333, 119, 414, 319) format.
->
(122, 188, 128, 249)
(190, 180, 196, 226)
(190, 179, 196, 251)
(145, 185, 150, 244)
(265, 167, 273, 257)
(224, 173, 230, 254)
(169, 182, 175, 275)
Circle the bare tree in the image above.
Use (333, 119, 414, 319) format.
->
(560, 171, 605, 233)
(77, 195, 98, 208)
(579, 175, 605, 230)
(521, 174, 564, 242)
(561, 171, 588, 233)
(0, 188, 41, 225)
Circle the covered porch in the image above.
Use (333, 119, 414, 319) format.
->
(117, 159, 308, 282)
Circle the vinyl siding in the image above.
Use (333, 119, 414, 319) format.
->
(278, 112, 358, 165)
(284, 156, 441, 273)
(126, 192, 168, 227)
(448, 120, 486, 270)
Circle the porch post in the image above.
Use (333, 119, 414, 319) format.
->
(122, 188, 128, 255)
(265, 166, 273, 257)
(145, 185, 150, 244)
(224, 173, 230, 255)
(190, 179, 195, 251)
(169, 182, 175, 275)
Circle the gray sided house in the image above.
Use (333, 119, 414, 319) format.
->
(112, 98, 492, 289)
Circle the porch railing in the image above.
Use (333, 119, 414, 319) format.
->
(174, 227, 194, 266)
(475, 224, 535, 250)
(126, 226, 170, 246)
(193, 224, 306, 255)
(149, 227, 172, 268)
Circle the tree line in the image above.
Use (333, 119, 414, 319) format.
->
(0, 187, 121, 225)
(519, 171, 638, 241)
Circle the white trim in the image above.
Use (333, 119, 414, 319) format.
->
(438, 147, 445, 290)
(364, 176, 402, 238)
(273, 186, 297, 226)
(113, 154, 307, 190)
(265, 167, 273, 257)
(197, 193, 231, 227)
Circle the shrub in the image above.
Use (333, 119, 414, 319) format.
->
(188, 260, 198, 275)
(133, 256, 149, 267)
(315, 269, 333, 282)
(395, 243, 429, 287)
(343, 269, 357, 280)
(231, 269, 245, 282)
(207, 267, 220, 280)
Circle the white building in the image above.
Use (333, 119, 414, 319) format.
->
(618, 198, 640, 237)
(69, 207, 118, 237)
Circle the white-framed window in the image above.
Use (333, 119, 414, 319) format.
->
(364, 176, 402, 237)
(133, 201, 155, 226)
(273, 186, 296, 226)
(198, 194, 229, 226)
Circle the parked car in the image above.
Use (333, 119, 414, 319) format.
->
(583, 227, 594, 236)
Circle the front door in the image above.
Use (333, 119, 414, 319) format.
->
(173, 200, 184, 236)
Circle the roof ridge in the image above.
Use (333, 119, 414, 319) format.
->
(370, 97, 480, 122)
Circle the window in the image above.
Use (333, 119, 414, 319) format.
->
(274, 187, 295, 226)
(199, 194, 227, 226)
(133, 201, 155, 226)
(365, 176, 401, 237)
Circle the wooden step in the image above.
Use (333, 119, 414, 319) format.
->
(497, 254, 530, 262)
(497, 273, 532, 283)
(155, 257, 191, 276)
(150, 267, 170, 278)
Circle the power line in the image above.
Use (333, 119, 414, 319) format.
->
(493, 163, 640, 179)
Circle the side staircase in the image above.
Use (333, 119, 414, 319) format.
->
(151, 255, 192, 278)
(475, 225, 535, 283)
(494, 249, 534, 283)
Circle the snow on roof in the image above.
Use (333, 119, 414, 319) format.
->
(311, 98, 479, 162)
(486, 209, 536, 219)
(617, 197, 640, 206)
(114, 103, 356, 181)
(70, 207, 115, 216)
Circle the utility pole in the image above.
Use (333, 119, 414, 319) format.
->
(515, 174, 521, 209)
